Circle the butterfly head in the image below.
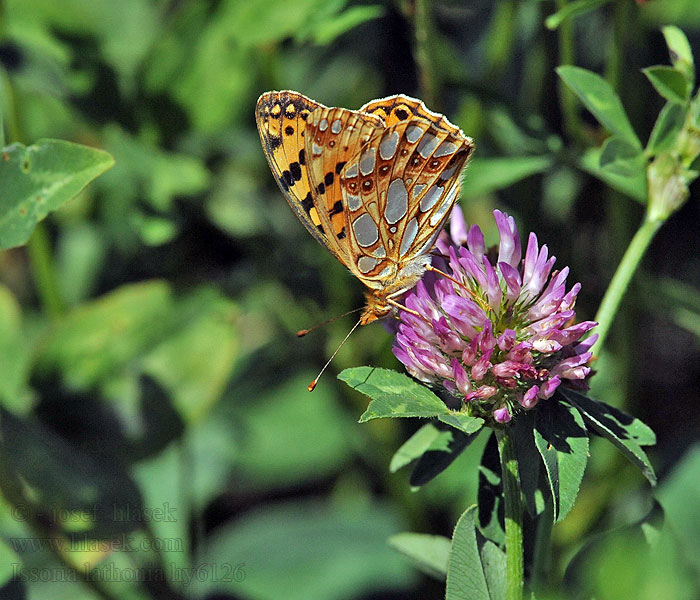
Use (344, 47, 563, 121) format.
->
(360, 291, 393, 325)
(360, 253, 432, 325)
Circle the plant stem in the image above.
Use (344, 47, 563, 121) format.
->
(496, 427, 524, 600)
(486, 0, 517, 82)
(593, 217, 662, 356)
(27, 222, 66, 319)
(555, 0, 581, 143)
(414, 0, 437, 109)
(1, 61, 66, 319)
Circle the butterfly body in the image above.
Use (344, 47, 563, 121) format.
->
(256, 90, 474, 324)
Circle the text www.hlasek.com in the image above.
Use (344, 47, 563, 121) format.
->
(9, 533, 184, 554)
(12, 562, 246, 587)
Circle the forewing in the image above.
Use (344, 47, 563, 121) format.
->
(339, 118, 474, 285)
(361, 94, 465, 138)
(255, 91, 335, 254)
(303, 106, 384, 262)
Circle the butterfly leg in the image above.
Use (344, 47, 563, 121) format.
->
(385, 296, 424, 319)
(425, 265, 492, 313)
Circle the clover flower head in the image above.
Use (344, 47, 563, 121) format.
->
(393, 208, 597, 425)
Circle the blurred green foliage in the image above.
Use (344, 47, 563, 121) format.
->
(0, 1, 699, 599)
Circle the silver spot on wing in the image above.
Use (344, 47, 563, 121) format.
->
(347, 194, 362, 211)
(359, 148, 376, 176)
(417, 133, 440, 158)
(405, 125, 424, 143)
(400, 218, 419, 256)
(379, 131, 399, 160)
(420, 185, 444, 212)
(434, 140, 457, 157)
(352, 213, 379, 247)
(345, 162, 359, 178)
(357, 256, 379, 274)
(385, 179, 408, 224)
(429, 185, 458, 226)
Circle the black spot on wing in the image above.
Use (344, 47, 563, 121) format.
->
(335, 161, 346, 174)
(298, 149, 306, 165)
(290, 162, 302, 181)
(395, 108, 409, 120)
(301, 192, 314, 212)
(284, 126, 294, 136)
(267, 135, 282, 151)
(281, 170, 294, 189)
(337, 227, 346, 240)
(317, 182, 326, 194)
(329, 200, 343, 216)
(324, 172, 334, 186)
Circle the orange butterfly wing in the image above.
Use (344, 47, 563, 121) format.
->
(255, 90, 337, 255)
(338, 118, 474, 289)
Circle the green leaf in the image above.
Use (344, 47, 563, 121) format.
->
(662, 25, 695, 86)
(191, 500, 415, 600)
(545, 0, 609, 30)
(579, 147, 648, 202)
(560, 388, 657, 485)
(437, 412, 486, 435)
(141, 288, 240, 423)
(231, 0, 329, 47)
(388, 532, 451, 580)
(131, 441, 190, 574)
(340, 367, 450, 419)
(647, 103, 686, 155)
(100, 125, 210, 212)
(36, 281, 174, 389)
(480, 540, 507, 600)
(599, 136, 647, 178)
(0, 139, 113, 249)
(446, 506, 492, 600)
(303, 5, 384, 45)
(557, 66, 642, 149)
(339, 367, 484, 434)
(390, 422, 449, 473)
(410, 428, 481, 487)
(460, 156, 554, 200)
(562, 502, 692, 600)
(233, 374, 354, 488)
(534, 400, 589, 522)
(655, 444, 700, 575)
(643, 66, 690, 104)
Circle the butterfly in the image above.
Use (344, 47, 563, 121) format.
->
(255, 90, 474, 326)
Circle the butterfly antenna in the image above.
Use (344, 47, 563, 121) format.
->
(297, 307, 363, 337)
(307, 317, 363, 391)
